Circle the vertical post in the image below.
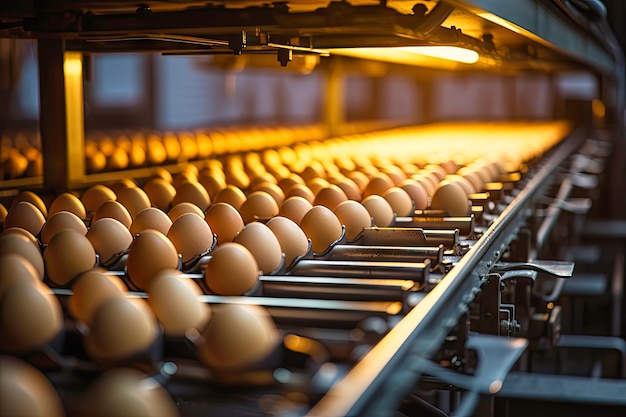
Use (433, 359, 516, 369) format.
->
(322, 58, 345, 138)
(38, 40, 85, 192)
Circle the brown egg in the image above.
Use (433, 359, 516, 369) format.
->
(146, 269, 210, 336)
(415, 171, 439, 196)
(126, 229, 179, 290)
(306, 177, 330, 195)
(251, 182, 285, 206)
(300, 205, 343, 254)
(143, 178, 176, 211)
(0, 254, 41, 298)
(10, 190, 47, 217)
(347, 171, 369, 192)
(363, 174, 395, 197)
(333, 200, 372, 240)
(196, 304, 279, 375)
(457, 167, 485, 193)
(300, 163, 326, 182)
(168, 202, 205, 223)
(49, 192, 86, 220)
(0, 202, 6, 226)
(130, 207, 173, 235)
(92, 200, 133, 229)
(382, 187, 414, 217)
(277, 174, 304, 192)
(0, 230, 44, 279)
(398, 179, 429, 210)
(83, 368, 179, 417)
(0, 356, 65, 417)
(84, 297, 158, 362)
(333, 177, 362, 201)
(0, 282, 63, 353)
(198, 172, 227, 199)
(430, 180, 470, 216)
(313, 185, 348, 211)
(68, 268, 126, 325)
(3, 201, 46, 235)
(425, 164, 448, 182)
(40, 211, 87, 244)
(167, 213, 214, 263)
(116, 186, 151, 219)
(381, 165, 407, 185)
(233, 222, 283, 274)
(285, 183, 315, 204)
(204, 243, 259, 295)
(239, 191, 279, 224)
(266, 216, 309, 267)
(204, 202, 244, 245)
(445, 174, 476, 195)
(86, 218, 133, 265)
(81, 185, 117, 215)
(172, 181, 211, 211)
(361, 195, 395, 227)
(212, 185, 247, 210)
(278, 196, 313, 225)
(44, 229, 96, 286)
(172, 170, 197, 190)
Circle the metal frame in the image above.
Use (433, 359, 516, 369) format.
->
(307, 126, 588, 416)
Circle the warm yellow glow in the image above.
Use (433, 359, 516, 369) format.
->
(592, 99, 606, 118)
(397, 46, 479, 64)
(63, 53, 82, 76)
(329, 45, 479, 67)
(64, 52, 85, 184)
(477, 12, 521, 33)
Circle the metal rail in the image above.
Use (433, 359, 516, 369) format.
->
(306, 126, 588, 417)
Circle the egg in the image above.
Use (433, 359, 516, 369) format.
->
(40, 211, 87, 244)
(204, 202, 244, 245)
(172, 170, 197, 190)
(239, 191, 279, 224)
(347, 171, 369, 192)
(300, 163, 326, 182)
(44, 229, 96, 286)
(277, 196, 312, 225)
(424, 164, 448, 181)
(196, 304, 280, 375)
(333, 200, 372, 240)
(130, 207, 173, 235)
(168, 202, 205, 223)
(116, 186, 151, 218)
(300, 205, 343, 254)
(381, 165, 407, 185)
(92, 200, 133, 229)
(172, 181, 211, 211)
(0, 203, 6, 226)
(204, 243, 259, 295)
(457, 167, 485, 192)
(0, 230, 44, 279)
(198, 172, 227, 199)
(284, 183, 315, 203)
(430, 180, 470, 216)
(445, 174, 476, 195)
(167, 213, 214, 263)
(398, 179, 429, 210)
(143, 178, 176, 211)
(146, 269, 210, 336)
(81, 184, 117, 215)
(382, 187, 414, 217)
(212, 185, 247, 210)
(0, 281, 63, 353)
(313, 185, 348, 211)
(306, 177, 330, 195)
(49, 192, 86, 220)
(68, 268, 126, 325)
(126, 229, 179, 290)
(0, 254, 41, 298)
(233, 222, 283, 274)
(84, 297, 158, 362)
(277, 174, 304, 192)
(362, 174, 395, 197)
(361, 195, 395, 227)
(82, 368, 179, 417)
(10, 190, 48, 217)
(0, 356, 65, 417)
(251, 182, 285, 206)
(86, 218, 133, 265)
(332, 177, 362, 201)
(3, 201, 46, 235)
(266, 216, 309, 267)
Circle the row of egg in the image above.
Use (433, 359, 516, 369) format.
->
(0, 121, 569, 416)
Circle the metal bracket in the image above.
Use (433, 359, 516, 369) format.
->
(492, 260, 574, 278)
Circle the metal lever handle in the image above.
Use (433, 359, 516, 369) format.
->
(491, 260, 574, 278)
